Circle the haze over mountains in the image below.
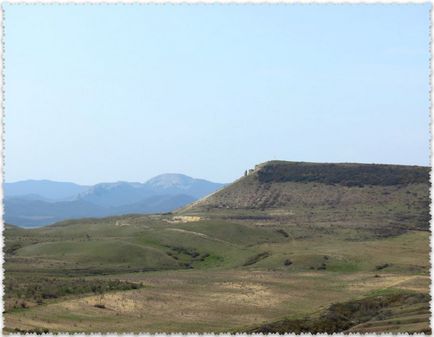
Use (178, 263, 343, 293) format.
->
(4, 174, 224, 227)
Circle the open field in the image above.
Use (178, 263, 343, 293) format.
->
(4, 213, 430, 333)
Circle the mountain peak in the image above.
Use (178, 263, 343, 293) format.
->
(146, 174, 195, 189)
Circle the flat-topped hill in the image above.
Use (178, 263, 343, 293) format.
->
(255, 161, 429, 186)
(180, 161, 430, 231)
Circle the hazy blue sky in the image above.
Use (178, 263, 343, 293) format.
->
(4, 4, 430, 184)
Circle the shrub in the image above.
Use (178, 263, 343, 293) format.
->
(284, 259, 293, 266)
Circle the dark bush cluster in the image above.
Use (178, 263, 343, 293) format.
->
(165, 246, 212, 268)
(4, 242, 23, 255)
(275, 229, 289, 238)
(248, 292, 430, 334)
(4, 275, 142, 308)
(256, 162, 430, 187)
(375, 263, 390, 270)
(284, 259, 292, 266)
(243, 252, 270, 266)
(13, 328, 49, 334)
(171, 246, 201, 258)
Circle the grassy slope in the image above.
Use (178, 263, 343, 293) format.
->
(180, 162, 429, 233)
(3, 161, 431, 333)
(246, 291, 430, 334)
(4, 215, 430, 333)
(5, 216, 285, 274)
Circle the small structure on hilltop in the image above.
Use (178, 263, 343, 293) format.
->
(244, 168, 256, 176)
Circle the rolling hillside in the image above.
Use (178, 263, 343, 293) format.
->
(3, 161, 430, 333)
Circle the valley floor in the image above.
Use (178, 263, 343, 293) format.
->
(5, 270, 430, 333)
(3, 212, 431, 333)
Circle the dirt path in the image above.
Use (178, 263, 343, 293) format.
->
(165, 228, 236, 246)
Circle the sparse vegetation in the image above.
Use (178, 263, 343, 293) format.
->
(376, 263, 390, 270)
(275, 229, 289, 238)
(243, 252, 271, 266)
(246, 292, 431, 334)
(4, 274, 142, 311)
(3, 161, 430, 333)
(256, 161, 430, 187)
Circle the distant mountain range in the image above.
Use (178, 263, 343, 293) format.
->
(4, 174, 224, 227)
(4, 180, 89, 201)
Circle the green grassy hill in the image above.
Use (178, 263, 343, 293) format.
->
(3, 161, 431, 334)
